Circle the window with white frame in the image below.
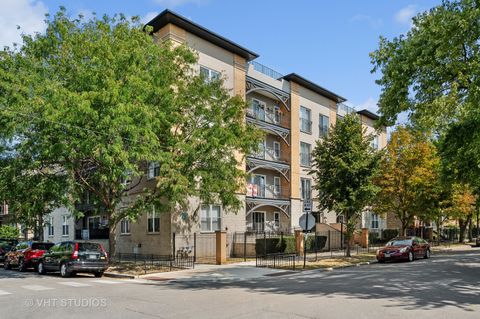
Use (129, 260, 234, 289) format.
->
(148, 161, 160, 179)
(300, 106, 312, 133)
(200, 65, 220, 82)
(273, 177, 281, 195)
(251, 99, 266, 121)
(273, 141, 281, 160)
(62, 215, 69, 236)
(254, 139, 265, 159)
(371, 213, 379, 229)
(120, 218, 130, 234)
(300, 142, 311, 166)
(47, 217, 54, 237)
(200, 204, 221, 232)
(371, 136, 379, 150)
(300, 178, 311, 200)
(147, 207, 160, 233)
(319, 114, 329, 138)
(274, 212, 280, 228)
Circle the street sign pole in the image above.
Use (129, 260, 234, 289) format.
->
(303, 212, 308, 269)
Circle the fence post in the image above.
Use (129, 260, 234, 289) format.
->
(243, 232, 247, 262)
(215, 230, 227, 265)
(172, 232, 176, 260)
(263, 231, 267, 256)
(194, 232, 197, 263)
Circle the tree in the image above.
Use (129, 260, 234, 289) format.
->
(0, 225, 19, 239)
(442, 183, 477, 242)
(371, 0, 480, 196)
(0, 9, 259, 256)
(374, 126, 440, 236)
(311, 113, 381, 257)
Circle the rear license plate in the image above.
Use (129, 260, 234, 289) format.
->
(88, 254, 97, 259)
(384, 253, 391, 258)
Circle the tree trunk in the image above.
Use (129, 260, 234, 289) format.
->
(345, 212, 351, 257)
(108, 223, 117, 260)
(459, 216, 471, 243)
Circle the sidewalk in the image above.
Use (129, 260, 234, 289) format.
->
(139, 261, 287, 282)
(431, 243, 478, 253)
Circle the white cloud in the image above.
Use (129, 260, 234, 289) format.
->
(395, 5, 417, 25)
(152, 0, 208, 7)
(351, 14, 383, 29)
(357, 97, 379, 114)
(0, 0, 48, 49)
(141, 11, 160, 24)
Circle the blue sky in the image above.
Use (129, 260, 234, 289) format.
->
(1, 0, 443, 116)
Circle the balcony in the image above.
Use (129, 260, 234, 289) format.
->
(246, 108, 288, 129)
(246, 183, 290, 200)
(75, 228, 109, 240)
(248, 61, 283, 80)
(249, 145, 288, 164)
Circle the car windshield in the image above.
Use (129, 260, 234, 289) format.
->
(386, 239, 412, 246)
(78, 243, 102, 252)
(32, 243, 55, 250)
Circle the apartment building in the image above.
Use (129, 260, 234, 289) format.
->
(113, 10, 387, 255)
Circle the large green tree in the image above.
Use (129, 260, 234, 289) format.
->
(311, 113, 381, 257)
(0, 9, 259, 256)
(371, 0, 480, 196)
(373, 126, 441, 236)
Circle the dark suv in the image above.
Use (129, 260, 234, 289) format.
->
(0, 238, 18, 263)
(4, 241, 54, 271)
(37, 241, 108, 278)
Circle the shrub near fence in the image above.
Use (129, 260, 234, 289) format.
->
(255, 235, 327, 255)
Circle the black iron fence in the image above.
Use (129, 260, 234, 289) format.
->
(112, 253, 194, 270)
(256, 253, 296, 270)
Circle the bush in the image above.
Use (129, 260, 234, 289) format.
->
(382, 229, 399, 241)
(255, 235, 327, 255)
(0, 225, 19, 239)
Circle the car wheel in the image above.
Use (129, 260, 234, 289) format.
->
(60, 263, 70, 278)
(378, 259, 385, 264)
(18, 258, 26, 272)
(3, 260, 11, 270)
(94, 272, 104, 278)
(408, 252, 414, 262)
(37, 261, 46, 275)
(424, 249, 431, 259)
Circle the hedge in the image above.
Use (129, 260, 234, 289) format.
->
(255, 235, 327, 255)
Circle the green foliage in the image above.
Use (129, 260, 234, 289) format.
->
(382, 229, 399, 242)
(0, 9, 259, 254)
(374, 126, 441, 235)
(254, 236, 326, 255)
(310, 113, 381, 256)
(0, 225, 19, 239)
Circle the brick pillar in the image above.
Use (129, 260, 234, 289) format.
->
(295, 230, 304, 256)
(361, 228, 369, 248)
(215, 230, 227, 265)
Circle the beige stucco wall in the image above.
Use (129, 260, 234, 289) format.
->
(43, 207, 75, 243)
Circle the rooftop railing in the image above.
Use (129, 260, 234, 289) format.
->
(249, 61, 283, 80)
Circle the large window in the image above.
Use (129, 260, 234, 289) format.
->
(47, 217, 54, 237)
(200, 205, 221, 232)
(252, 212, 265, 232)
(147, 207, 160, 233)
(273, 141, 281, 160)
(300, 142, 311, 166)
(300, 178, 312, 200)
(273, 176, 281, 195)
(274, 212, 280, 228)
(200, 66, 220, 82)
(371, 213, 379, 229)
(300, 106, 312, 133)
(371, 136, 379, 150)
(148, 161, 160, 179)
(120, 218, 130, 234)
(62, 215, 69, 236)
(252, 99, 266, 121)
(319, 114, 329, 138)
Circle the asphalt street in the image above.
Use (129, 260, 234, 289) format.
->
(0, 250, 479, 319)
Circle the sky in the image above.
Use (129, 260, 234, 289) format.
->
(0, 0, 443, 117)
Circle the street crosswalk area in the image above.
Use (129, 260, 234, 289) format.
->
(0, 278, 140, 297)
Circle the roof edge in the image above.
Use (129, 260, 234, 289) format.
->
(282, 73, 347, 103)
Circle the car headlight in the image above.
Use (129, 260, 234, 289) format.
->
(400, 247, 408, 253)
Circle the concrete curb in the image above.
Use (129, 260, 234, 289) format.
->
(104, 272, 136, 279)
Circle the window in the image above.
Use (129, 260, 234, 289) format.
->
(88, 216, 100, 230)
(255, 140, 265, 159)
(62, 215, 69, 236)
(300, 106, 312, 133)
(273, 141, 281, 160)
(319, 115, 329, 138)
(273, 177, 281, 195)
(120, 218, 130, 234)
(148, 161, 160, 179)
(336, 214, 345, 223)
(274, 212, 280, 228)
(371, 213, 379, 229)
(300, 142, 311, 166)
(252, 99, 266, 121)
(47, 217, 54, 237)
(371, 136, 379, 150)
(300, 178, 311, 200)
(200, 66, 220, 82)
(274, 106, 281, 124)
(248, 175, 266, 197)
(200, 205, 221, 232)
(252, 212, 265, 232)
(147, 207, 160, 233)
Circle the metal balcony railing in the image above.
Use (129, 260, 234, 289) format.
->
(247, 108, 284, 127)
(247, 183, 289, 199)
(249, 61, 283, 80)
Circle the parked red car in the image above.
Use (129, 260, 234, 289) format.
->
(4, 241, 55, 271)
(376, 236, 431, 263)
